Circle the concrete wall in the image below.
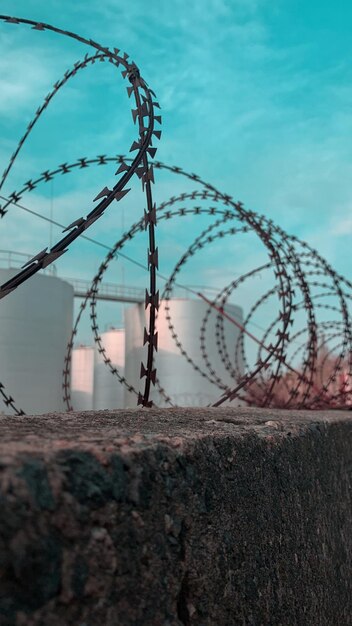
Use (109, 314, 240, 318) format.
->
(0, 408, 351, 625)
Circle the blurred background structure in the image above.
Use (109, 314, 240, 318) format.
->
(0, 251, 244, 412)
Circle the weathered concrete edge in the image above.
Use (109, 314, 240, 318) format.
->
(0, 407, 350, 458)
(0, 408, 352, 626)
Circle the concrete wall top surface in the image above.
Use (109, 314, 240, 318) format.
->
(0, 408, 351, 626)
(0, 407, 350, 453)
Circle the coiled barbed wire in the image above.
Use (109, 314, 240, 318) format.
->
(0, 16, 351, 414)
(7, 153, 352, 409)
(2, 150, 352, 412)
(0, 15, 161, 409)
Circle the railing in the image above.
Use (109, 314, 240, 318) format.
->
(64, 277, 145, 303)
(65, 278, 221, 303)
(0, 249, 57, 275)
(0, 250, 220, 303)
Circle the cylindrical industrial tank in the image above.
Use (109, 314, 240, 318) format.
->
(93, 328, 125, 409)
(124, 298, 244, 408)
(71, 345, 94, 411)
(0, 268, 73, 414)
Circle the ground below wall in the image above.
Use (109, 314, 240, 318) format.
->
(0, 408, 351, 626)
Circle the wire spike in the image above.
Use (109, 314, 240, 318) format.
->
(148, 248, 159, 269)
(41, 249, 67, 268)
(114, 188, 131, 201)
(115, 161, 129, 175)
(62, 217, 85, 233)
(22, 248, 48, 267)
(130, 140, 141, 152)
(93, 186, 111, 201)
(83, 214, 103, 229)
(144, 205, 157, 229)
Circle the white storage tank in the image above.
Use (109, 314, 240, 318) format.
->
(93, 328, 125, 409)
(71, 345, 94, 411)
(124, 298, 244, 407)
(0, 268, 73, 414)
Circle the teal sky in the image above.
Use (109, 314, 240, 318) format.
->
(0, 0, 351, 340)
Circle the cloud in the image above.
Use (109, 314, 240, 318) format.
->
(0, 27, 76, 116)
(0, 49, 51, 117)
(331, 217, 352, 236)
(1, 0, 352, 333)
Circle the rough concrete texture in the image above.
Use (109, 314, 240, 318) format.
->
(0, 407, 351, 626)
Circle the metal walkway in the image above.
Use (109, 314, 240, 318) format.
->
(0, 250, 144, 303)
(64, 277, 144, 303)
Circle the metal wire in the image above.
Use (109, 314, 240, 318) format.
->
(0, 15, 351, 414)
